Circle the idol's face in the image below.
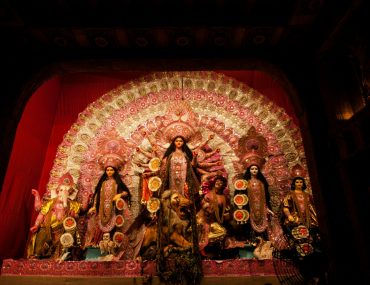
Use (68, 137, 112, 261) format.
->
(295, 179, 304, 190)
(170, 193, 180, 208)
(250, 165, 259, 176)
(56, 185, 69, 208)
(174, 137, 184, 149)
(214, 179, 224, 191)
(103, 233, 110, 241)
(105, 167, 115, 177)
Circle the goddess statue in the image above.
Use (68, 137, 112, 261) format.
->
(243, 163, 274, 242)
(160, 135, 200, 199)
(85, 155, 132, 257)
(235, 127, 274, 243)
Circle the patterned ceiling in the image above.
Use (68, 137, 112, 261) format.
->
(0, 0, 342, 55)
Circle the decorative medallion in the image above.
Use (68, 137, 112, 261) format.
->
(115, 215, 125, 227)
(60, 232, 74, 248)
(291, 225, 310, 240)
(148, 176, 162, 192)
(233, 209, 249, 224)
(63, 217, 77, 232)
(296, 242, 313, 256)
(234, 179, 247, 190)
(147, 197, 160, 214)
(113, 232, 124, 246)
(233, 194, 248, 208)
(115, 198, 125, 210)
(149, 157, 161, 171)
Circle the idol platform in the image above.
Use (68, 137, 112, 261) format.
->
(0, 258, 303, 285)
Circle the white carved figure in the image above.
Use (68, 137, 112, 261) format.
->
(99, 233, 116, 255)
(253, 237, 273, 260)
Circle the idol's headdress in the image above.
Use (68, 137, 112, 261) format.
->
(98, 152, 124, 170)
(95, 129, 128, 170)
(51, 172, 77, 200)
(238, 126, 268, 169)
(291, 163, 306, 179)
(155, 101, 202, 145)
(243, 150, 265, 169)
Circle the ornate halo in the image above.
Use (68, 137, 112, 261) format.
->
(60, 232, 74, 248)
(148, 176, 162, 192)
(234, 179, 247, 190)
(115, 198, 125, 210)
(113, 232, 124, 246)
(233, 194, 248, 208)
(63, 217, 77, 232)
(147, 197, 160, 214)
(115, 215, 125, 227)
(149, 157, 161, 171)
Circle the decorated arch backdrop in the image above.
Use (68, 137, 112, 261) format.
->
(0, 70, 310, 259)
(48, 71, 310, 218)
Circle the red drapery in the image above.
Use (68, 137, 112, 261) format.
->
(0, 71, 296, 259)
(0, 76, 61, 259)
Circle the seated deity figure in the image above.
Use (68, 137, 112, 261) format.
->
(99, 232, 116, 256)
(252, 236, 273, 260)
(27, 172, 81, 259)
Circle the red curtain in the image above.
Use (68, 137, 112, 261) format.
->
(0, 76, 61, 259)
(0, 71, 295, 259)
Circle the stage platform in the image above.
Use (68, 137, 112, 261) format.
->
(0, 258, 304, 285)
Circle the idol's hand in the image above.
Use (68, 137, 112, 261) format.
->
(267, 208, 275, 216)
(288, 214, 295, 222)
(31, 188, 40, 197)
(88, 207, 96, 216)
(30, 224, 39, 233)
(142, 172, 150, 178)
(113, 194, 122, 202)
(31, 189, 41, 211)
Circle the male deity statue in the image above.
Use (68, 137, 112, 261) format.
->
(27, 172, 81, 259)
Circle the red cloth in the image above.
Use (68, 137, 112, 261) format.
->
(0, 71, 295, 259)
